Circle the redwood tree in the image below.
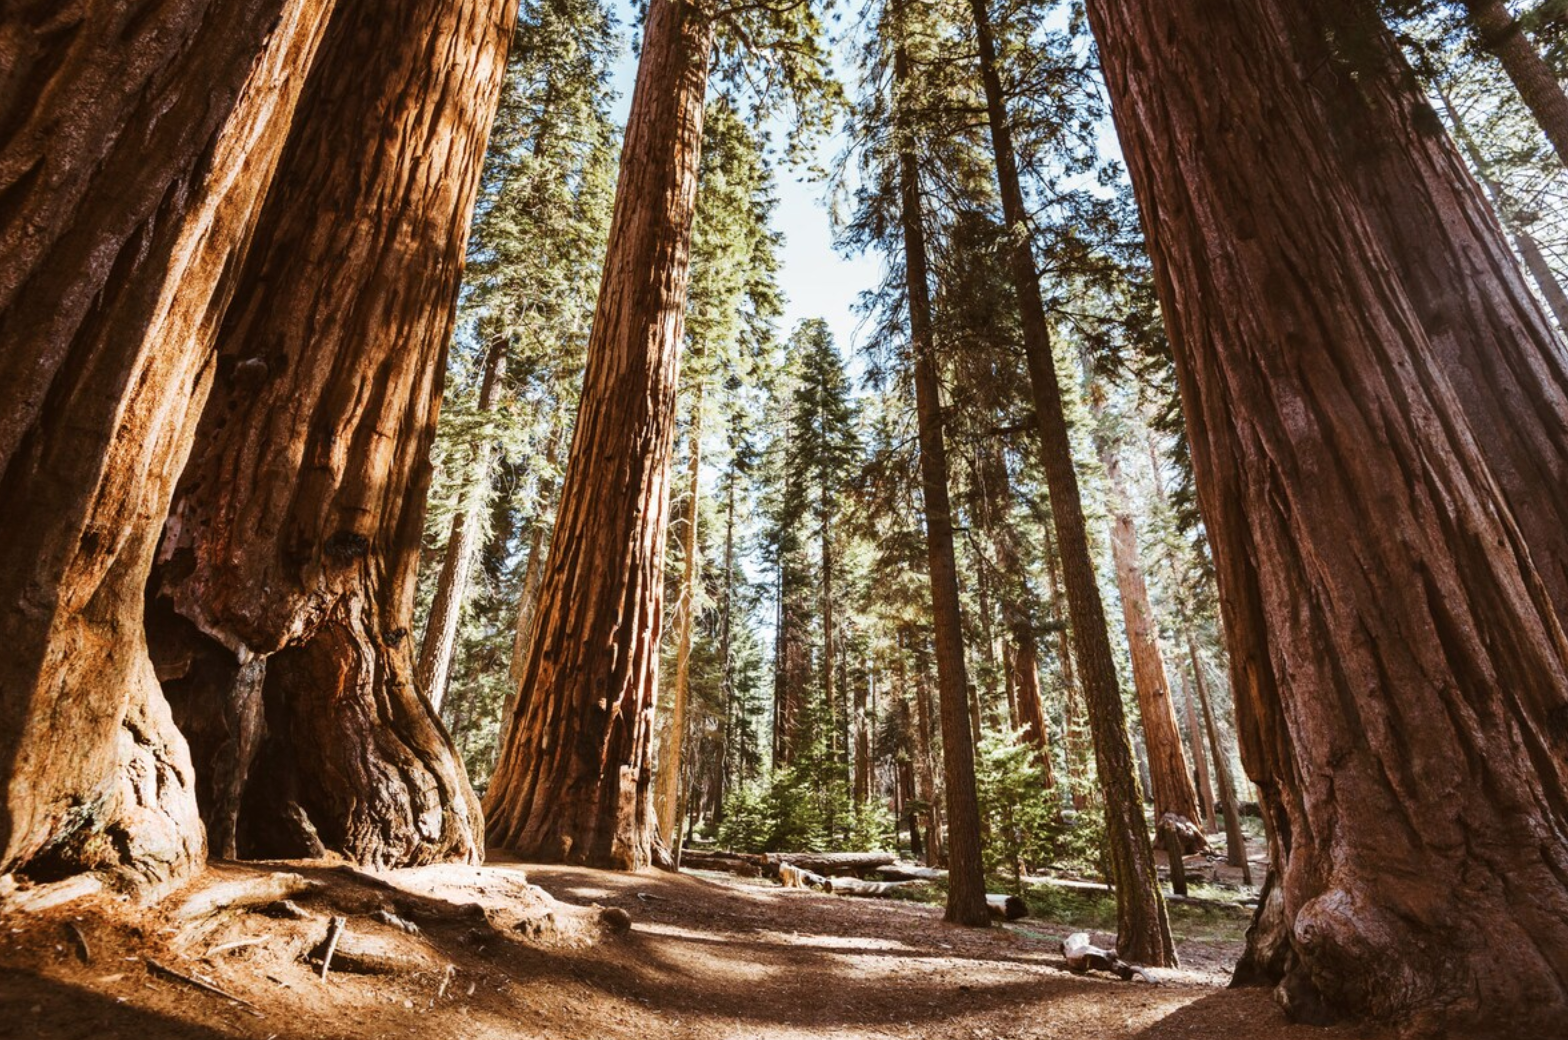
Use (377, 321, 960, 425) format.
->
(0, 0, 334, 891)
(484, 0, 716, 869)
(1088, 0, 1568, 1028)
(147, 0, 512, 865)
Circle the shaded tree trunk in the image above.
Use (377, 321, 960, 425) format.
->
(483, 0, 715, 869)
(0, 0, 336, 890)
(969, 0, 1173, 964)
(149, 0, 510, 866)
(895, 34, 990, 929)
(1087, 0, 1568, 1027)
(418, 337, 509, 712)
(1463, 0, 1568, 169)
(1009, 628, 1057, 791)
(657, 378, 705, 841)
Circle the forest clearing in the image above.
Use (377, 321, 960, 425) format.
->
(4, 0, 1568, 1036)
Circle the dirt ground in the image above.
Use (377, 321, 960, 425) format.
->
(0, 858, 1394, 1040)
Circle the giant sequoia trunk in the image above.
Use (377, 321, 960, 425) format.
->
(0, 0, 335, 892)
(968, 0, 1173, 964)
(147, 0, 511, 866)
(895, 39, 990, 929)
(484, 0, 715, 869)
(1087, 0, 1568, 1028)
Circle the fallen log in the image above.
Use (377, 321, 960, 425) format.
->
(821, 876, 922, 897)
(761, 852, 895, 877)
(1061, 932, 1154, 982)
(778, 863, 827, 890)
(987, 894, 1028, 921)
(876, 863, 948, 883)
(678, 850, 768, 877)
(174, 872, 318, 921)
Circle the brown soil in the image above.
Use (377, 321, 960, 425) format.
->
(0, 858, 1393, 1040)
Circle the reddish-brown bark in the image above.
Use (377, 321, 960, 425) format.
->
(1088, 0, 1568, 1027)
(484, 0, 715, 869)
(149, 0, 512, 866)
(657, 379, 705, 842)
(0, 0, 334, 891)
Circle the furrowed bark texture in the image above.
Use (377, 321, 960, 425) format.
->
(149, 0, 513, 866)
(0, 0, 334, 891)
(1088, 0, 1568, 1028)
(419, 337, 510, 713)
(968, 0, 1172, 964)
(484, 0, 715, 869)
(896, 37, 990, 929)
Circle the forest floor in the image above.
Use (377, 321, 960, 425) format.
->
(0, 854, 1395, 1040)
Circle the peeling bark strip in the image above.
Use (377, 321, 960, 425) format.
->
(150, 0, 515, 866)
(0, 0, 336, 892)
(484, 0, 716, 870)
(1087, 0, 1568, 1029)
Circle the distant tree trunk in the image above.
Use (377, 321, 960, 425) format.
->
(1088, 0, 1568, 1027)
(149, 0, 510, 866)
(499, 418, 566, 759)
(910, 647, 946, 869)
(1180, 672, 1217, 834)
(0, 0, 335, 889)
(854, 660, 871, 805)
(657, 377, 705, 841)
(484, 0, 715, 869)
(1099, 433, 1203, 834)
(1462, 0, 1568, 169)
(895, 35, 990, 929)
(969, 0, 1173, 964)
(1009, 627, 1057, 791)
(418, 338, 509, 712)
(716, 428, 741, 810)
(1189, 646, 1246, 879)
(1435, 81, 1568, 331)
(1042, 525, 1088, 809)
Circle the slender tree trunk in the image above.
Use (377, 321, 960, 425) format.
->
(149, 0, 510, 866)
(484, 0, 715, 869)
(1463, 0, 1568, 169)
(1098, 430, 1203, 834)
(716, 430, 740, 811)
(1436, 81, 1568, 331)
(0, 0, 340, 889)
(658, 377, 704, 841)
(1180, 671, 1217, 834)
(1043, 524, 1088, 808)
(895, 37, 990, 929)
(910, 647, 946, 869)
(1189, 645, 1246, 879)
(854, 657, 871, 805)
(418, 338, 509, 712)
(1088, 0, 1568, 1026)
(969, 0, 1172, 963)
